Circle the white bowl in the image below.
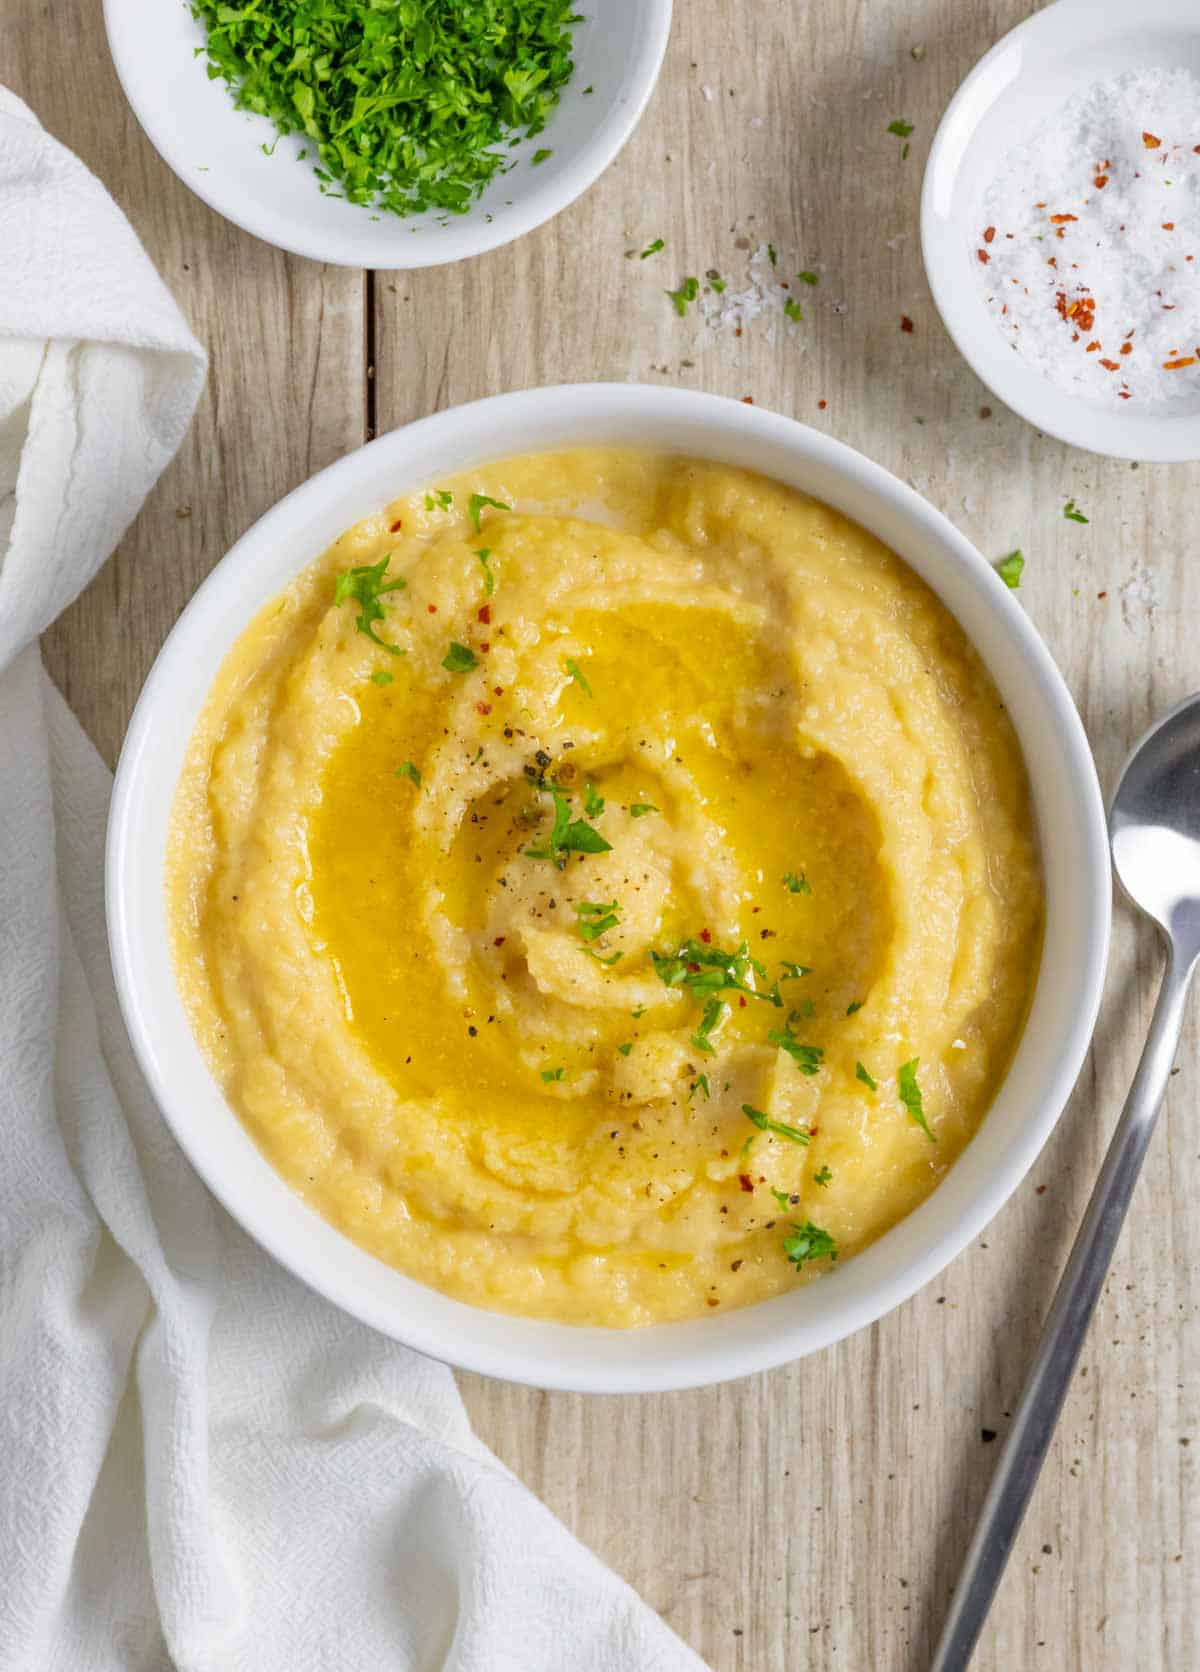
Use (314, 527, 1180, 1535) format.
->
(921, 0, 1200, 461)
(103, 0, 671, 269)
(107, 385, 1111, 1393)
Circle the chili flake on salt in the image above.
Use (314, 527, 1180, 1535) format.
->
(976, 67, 1200, 406)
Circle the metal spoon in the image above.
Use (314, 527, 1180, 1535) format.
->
(931, 692, 1200, 1672)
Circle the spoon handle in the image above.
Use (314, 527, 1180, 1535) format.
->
(930, 943, 1194, 1672)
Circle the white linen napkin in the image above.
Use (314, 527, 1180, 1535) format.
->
(0, 87, 707, 1672)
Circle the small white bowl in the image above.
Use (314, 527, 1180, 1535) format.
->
(107, 385, 1111, 1393)
(921, 0, 1200, 461)
(103, 0, 671, 268)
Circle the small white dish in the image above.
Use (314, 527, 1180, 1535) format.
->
(107, 384, 1111, 1393)
(922, 0, 1200, 461)
(103, 0, 671, 269)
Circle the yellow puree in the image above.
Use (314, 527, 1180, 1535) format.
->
(168, 450, 1042, 1327)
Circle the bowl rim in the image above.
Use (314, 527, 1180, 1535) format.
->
(920, 0, 1200, 462)
(102, 0, 673, 269)
(106, 383, 1112, 1392)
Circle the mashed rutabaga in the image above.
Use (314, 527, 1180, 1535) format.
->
(168, 450, 1042, 1327)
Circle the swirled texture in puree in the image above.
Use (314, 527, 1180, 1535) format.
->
(169, 450, 1042, 1327)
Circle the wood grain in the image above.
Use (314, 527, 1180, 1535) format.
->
(8, 0, 1198, 1665)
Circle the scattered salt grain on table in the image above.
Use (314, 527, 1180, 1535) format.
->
(977, 66, 1200, 406)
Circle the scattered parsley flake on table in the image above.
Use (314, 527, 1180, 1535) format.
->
(1063, 498, 1089, 524)
(996, 550, 1025, 589)
(189, 0, 581, 218)
(666, 276, 700, 316)
(639, 238, 665, 259)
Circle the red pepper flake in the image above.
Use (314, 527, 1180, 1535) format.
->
(493, 685, 504, 696)
(476, 702, 492, 716)
(1120, 342, 1133, 356)
(1035, 1184, 1047, 1195)
(979, 405, 992, 419)
(982, 225, 996, 243)
(493, 936, 506, 947)
(738, 1174, 755, 1193)
(1094, 174, 1108, 188)
(427, 603, 438, 614)
(477, 604, 491, 624)
(1086, 341, 1100, 353)
(1049, 213, 1078, 224)
(1163, 222, 1176, 231)
(977, 248, 990, 264)
(900, 314, 915, 333)
(700, 928, 712, 943)
(1097, 590, 1108, 599)
(741, 395, 754, 404)
(1118, 391, 1132, 400)
(1163, 356, 1197, 369)
(738, 995, 747, 1008)
(389, 519, 403, 533)
(1143, 131, 1161, 148)
(1099, 358, 1121, 371)
(817, 399, 827, 410)
(480, 641, 490, 652)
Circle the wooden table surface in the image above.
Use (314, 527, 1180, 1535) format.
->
(8, 0, 1198, 1666)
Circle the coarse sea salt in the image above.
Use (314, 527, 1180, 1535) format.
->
(977, 66, 1200, 406)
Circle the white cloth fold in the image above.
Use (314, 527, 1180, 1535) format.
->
(0, 88, 706, 1672)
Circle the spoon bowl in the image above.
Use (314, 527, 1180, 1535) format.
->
(1111, 693, 1200, 944)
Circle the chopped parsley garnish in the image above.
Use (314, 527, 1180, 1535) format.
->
(690, 997, 728, 1056)
(573, 898, 620, 942)
(743, 1104, 811, 1145)
(639, 238, 665, 259)
(771, 1186, 799, 1210)
(887, 118, 915, 137)
(476, 548, 495, 595)
(525, 786, 611, 866)
(782, 1220, 838, 1268)
(710, 276, 727, 294)
(334, 556, 407, 654)
(855, 1060, 877, 1091)
(846, 999, 864, 1015)
(797, 270, 819, 286)
(616, 1041, 634, 1056)
(531, 147, 552, 165)
(371, 670, 393, 686)
(629, 802, 658, 818)
(1063, 499, 1089, 524)
(783, 298, 804, 323)
(898, 1058, 935, 1141)
(783, 871, 811, 895)
(583, 780, 605, 818)
(690, 1072, 710, 1100)
(442, 641, 478, 673)
(779, 961, 812, 980)
(541, 1066, 565, 1082)
(565, 656, 592, 696)
(768, 1015, 824, 1075)
(666, 276, 700, 316)
(424, 489, 453, 511)
(588, 948, 623, 966)
(394, 761, 421, 785)
(468, 493, 510, 533)
(813, 1165, 833, 1187)
(191, 0, 580, 218)
(768, 243, 778, 265)
(650, 938, 782, 1008)
(995, 550, 1025, 589)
